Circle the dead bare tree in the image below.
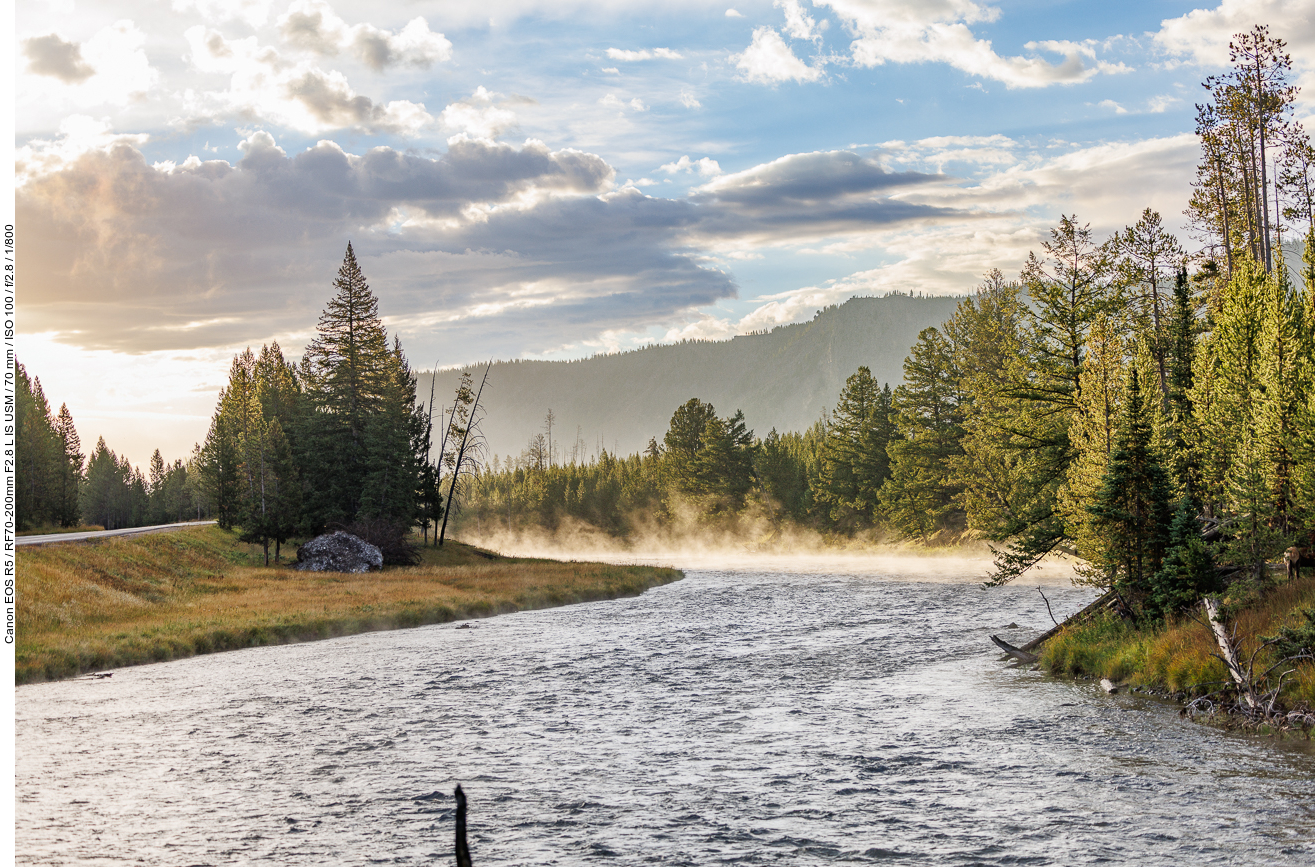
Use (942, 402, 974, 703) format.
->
(438, 362, 491, 547)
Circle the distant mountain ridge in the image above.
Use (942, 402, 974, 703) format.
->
(419, 294, 964, 462)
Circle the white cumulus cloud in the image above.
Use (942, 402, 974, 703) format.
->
(734, 26, 824, 83)
(816, 0, 1129, 88)
(660, 155, 722, 176)
(440, 86, 519, 139)
(277, 0, 453, 70)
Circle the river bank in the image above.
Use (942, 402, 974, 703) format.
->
(1038, 572, 1315, 729)
(15, 526, 682, 685)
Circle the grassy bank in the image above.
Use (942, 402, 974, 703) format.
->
(16, 526, 682, 685)
(1041, 572, 1315, 709)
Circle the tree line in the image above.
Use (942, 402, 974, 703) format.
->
(14, 360, 203, 532)
(16, 243, 476, 560)
(459, 26, 1315, 622)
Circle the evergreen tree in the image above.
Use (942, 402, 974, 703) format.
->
(754, 428, 810, 522)
(691, 410, 756, 514)
(1057, 310, 1130, 583)
(1191, 259, 1268, 514)
(983, 218, 1119, 583)
(1109, 208, 1185, 401)
(300, 243, 394, 528)
(662, 398, 718, 494)
(881, 327, 966, 540)
(51, 403, 83, 528)
(815, 367, 894, 530)
(1151, 495, 1222, 619)
(1165, 268, 1200, 495)
(15, 361, 62, 530)
(1088, 365, 1172, 602)
(1087, 367, 1174, 605)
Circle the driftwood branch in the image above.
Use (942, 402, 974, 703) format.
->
(990, 634, 1039, 663)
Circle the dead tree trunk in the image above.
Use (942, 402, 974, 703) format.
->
(1202, 596, 1260, 711)
(454, 784, 473, 867)
(438, 362, 492, 548)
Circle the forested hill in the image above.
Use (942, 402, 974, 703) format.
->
(420, 294, 963, 461)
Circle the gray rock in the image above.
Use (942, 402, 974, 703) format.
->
(295, 531, 383, 573)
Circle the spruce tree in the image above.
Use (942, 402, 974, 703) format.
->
(1151, 495, 1221, 619)
(51, 403, 83, 528)
(881, 327, 966, 540)
(15, 362, 62, 530)
(1087, 367, 1174, 606)
(816, 367, 892, 529)
(300, 243, 394, 529)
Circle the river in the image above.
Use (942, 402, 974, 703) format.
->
(16, 557, 1315, 865)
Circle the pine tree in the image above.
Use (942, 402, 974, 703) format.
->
(51, 403, 83, 528)
(15, 362, 63, 530)
(1057, 310, 1130, 583)
(881, 327, 966, 540)
(815, 367, 893, 530)
(1164, 268, 1199, 495)
(1191, 259, 1268, 514)
(1151, 495, 1222, 619)
(1087, 367, 1174, 605)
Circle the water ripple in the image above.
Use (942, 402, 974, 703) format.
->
(17, 564, 1315, 865)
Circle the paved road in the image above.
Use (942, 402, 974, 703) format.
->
(16, 521, 219, 547)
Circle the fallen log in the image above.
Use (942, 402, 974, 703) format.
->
(990, 634, 1039, 663)
(1017, 589, 1118, 653)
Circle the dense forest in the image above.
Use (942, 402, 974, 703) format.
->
(459, 27, 1315, 619)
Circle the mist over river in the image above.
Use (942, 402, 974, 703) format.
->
(16, 558, 1315, 865)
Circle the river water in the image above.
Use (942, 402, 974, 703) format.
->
(16, 558, 1315, 865)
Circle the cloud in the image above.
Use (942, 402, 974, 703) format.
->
(172, 0, 274, 28)
(277, 0, 453, 69)
(18, 20, 158, 107)
(679, 89, 702, 108)
(440, 86, 520, 139)
(182, 25, 433, 134)
(23, 34, 95, 83)
(734, 27, 824, 83)
(659, 155, 722, 176)
(605, 47, 684, 61)
(16, 115, 150, 184)
(18, 133, 993, 362)
(726, 8, 745, 17)
(777, 0, 821, 41)
(816, 0, 1129, 88)
(599, 94, 649, 111)
(1100, 98, 1128, 114)
(1153, 0, 1315, 67)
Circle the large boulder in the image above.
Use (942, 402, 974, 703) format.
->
(295, 531, 383, 573)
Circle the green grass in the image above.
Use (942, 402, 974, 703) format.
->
(16, 526, 682, 685)
(1041, 571, 1315, 706)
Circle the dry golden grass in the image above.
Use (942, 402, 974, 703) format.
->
(16, 526, 681, 685)
(1042, 571, 1315, 705)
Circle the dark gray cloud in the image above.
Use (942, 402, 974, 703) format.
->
(23, 34, 95, 84)
(19, 138, 970, 359)
(687, 150, 954, 242)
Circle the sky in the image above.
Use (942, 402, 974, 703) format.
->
(14, 0, 1315, 467)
